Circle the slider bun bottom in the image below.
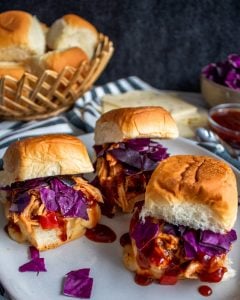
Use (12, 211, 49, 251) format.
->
(123, 243, 234, 281)
(7, 205, 101, 251)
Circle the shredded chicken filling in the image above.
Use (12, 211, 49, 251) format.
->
(132, 221, 227, 281)
(6, 176, 102, 236)
(96, 144, 148, 213)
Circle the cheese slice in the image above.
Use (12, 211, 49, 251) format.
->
(102, 90, 197, 120)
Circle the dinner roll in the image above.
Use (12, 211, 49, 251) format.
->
(0, 10, 46, 62)
(47, 14, 98, 59)
(142, 155, 238, 233)
(94, 106, 179, 145)
(26, 47, 89, 76)
(0, 134, 94, 186)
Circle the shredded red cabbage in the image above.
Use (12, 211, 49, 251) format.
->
(29, 246, 40, 260)
(182, 227, 237, 258)
(95, 138, 169, 173)
(131, 217, 159, 250)
(5, 176, 89, 220)
(19, 258, 47, 272)
(19, 246, 47, 273)
(39, 188, 58, 211)
(9, 192, 31, 213)
(202, 53, 240, 90)
(63, 268, 93, 299)
(131, 216, 237, 258)
(67, 268, 90, 278)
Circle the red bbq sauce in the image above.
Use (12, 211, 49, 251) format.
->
(120, 232, 131, 247)
(134, 274, 153, 286)
(210, 109, 240, 149)
(57, 217, 67, 241)
(198, 285, 213, 297)
(211, 110, 240, 131)
(85, 223, 116, 243)
(199, 267, 225, 283)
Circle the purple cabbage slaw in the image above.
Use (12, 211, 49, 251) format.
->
(94, 138, 169, 174)
(19, 246, 47, 273)
(63, 268, 93, 299)
(3, 176, 89, 219)
(202, 53, 240, 90)
(19, 257, 47, 273)
(131, 216, 237, 259)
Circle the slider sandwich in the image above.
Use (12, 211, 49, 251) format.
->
(123, 155, 238, 284)
(93, 106, 179, 214)
(0, 134, 103, 250)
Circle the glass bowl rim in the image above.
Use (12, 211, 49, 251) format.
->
(208, 103, 240, 136)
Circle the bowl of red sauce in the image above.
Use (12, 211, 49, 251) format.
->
(208, 103, 240, 149)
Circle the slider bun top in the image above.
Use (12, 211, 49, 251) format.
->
(94, 106, 179, 145)
(0, 10, 45, 61)
(142, 155, 238, 233)
(0, 134, 94, 186)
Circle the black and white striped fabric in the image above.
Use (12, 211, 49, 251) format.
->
(0, 76, 152, 158)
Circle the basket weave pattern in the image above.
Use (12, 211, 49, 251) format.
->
(0, 33, 114, 121)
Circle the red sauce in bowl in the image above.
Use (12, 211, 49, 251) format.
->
(211, 110, 240, 131)
(209, 104, 240, 149)
(85, 224, 116, 243)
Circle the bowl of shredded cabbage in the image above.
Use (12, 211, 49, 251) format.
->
(201, 54, 240, 107)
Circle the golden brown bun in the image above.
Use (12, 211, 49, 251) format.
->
(1, 134, 94, 186)
(47, 14, 98, 59)
(94, 106, 179, 145)
(5, 176, 103, 250)
(142, 155, 238, 233)
(0, 10, 45, 61)
(26, 47, 88, 76)
(0, 61, 25, 80)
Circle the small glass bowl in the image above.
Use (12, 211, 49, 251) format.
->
(208, 103, 240, 149)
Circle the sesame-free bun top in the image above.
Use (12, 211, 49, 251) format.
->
(142, 155, 238, 233)
(94, 106, 179, 145)
(47, 14, 98, 60)
(0, 134, 94, 186)
(0, 10, 45, 61)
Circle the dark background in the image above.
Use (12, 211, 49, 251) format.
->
(1, 0, 240, 92)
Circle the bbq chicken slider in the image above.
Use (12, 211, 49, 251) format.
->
(93, 106, 179, 214)
(0, 134, 103, 250)
(123, 155, 238, 284)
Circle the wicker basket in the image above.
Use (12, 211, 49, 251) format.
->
(0, 33, 114, 121)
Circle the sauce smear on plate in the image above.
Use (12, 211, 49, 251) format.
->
(85, 224, 116, 243)
(134, 274, 153, 286)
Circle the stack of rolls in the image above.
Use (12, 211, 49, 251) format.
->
(0, 10, 99, 80)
